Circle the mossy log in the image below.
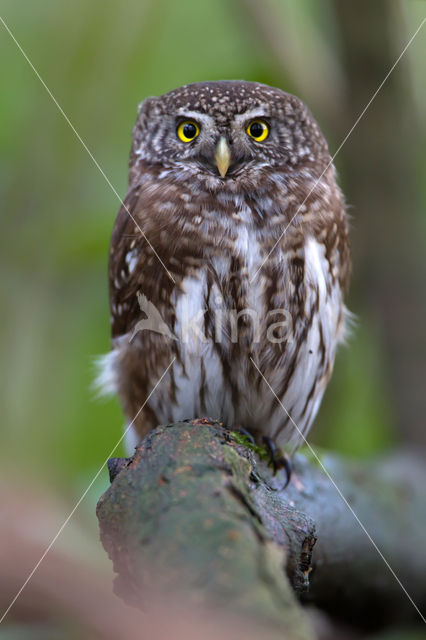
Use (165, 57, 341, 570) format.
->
(96, 420, 426, 636)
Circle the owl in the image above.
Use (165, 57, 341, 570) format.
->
(99, 81, 350, 457)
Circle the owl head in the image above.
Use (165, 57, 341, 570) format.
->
(129, 81, 330, 188)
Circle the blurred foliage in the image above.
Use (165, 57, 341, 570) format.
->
(0, 0, 425, 497)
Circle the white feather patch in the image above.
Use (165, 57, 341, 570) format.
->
(93, 350, 119, 397)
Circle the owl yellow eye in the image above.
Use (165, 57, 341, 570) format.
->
(246, 119, 269, 142)
(177, 120, 200, 142)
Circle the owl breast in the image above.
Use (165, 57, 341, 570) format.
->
(137, 215, 346, 452)
(100, 172, 349, 455)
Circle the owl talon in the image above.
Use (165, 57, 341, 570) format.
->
(233, 426, 256, 445)
(273, 455, 292, 490)
(262, 436, 292, 490)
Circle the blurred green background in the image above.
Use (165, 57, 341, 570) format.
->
(1, 1, 426, 636)
(1, 1, 426, 500)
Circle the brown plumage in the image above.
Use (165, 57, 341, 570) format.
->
(99, 81, 351, 453)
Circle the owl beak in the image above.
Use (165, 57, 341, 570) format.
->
(214, 136, 231, 177)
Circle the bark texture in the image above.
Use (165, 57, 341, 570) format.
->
(97, 420, 426, 635)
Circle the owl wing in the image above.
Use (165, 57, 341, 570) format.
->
(109, 185, 151, 340)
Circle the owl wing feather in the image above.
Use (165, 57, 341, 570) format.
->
(109, 185, 148, 340)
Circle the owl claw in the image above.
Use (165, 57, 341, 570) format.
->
(233, 426, 256, 445)
(262, 436, 292, 490)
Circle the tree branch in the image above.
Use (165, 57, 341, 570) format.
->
(97, 421, 426, 635)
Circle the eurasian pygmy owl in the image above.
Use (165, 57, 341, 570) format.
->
(99, 81, 351, 454)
